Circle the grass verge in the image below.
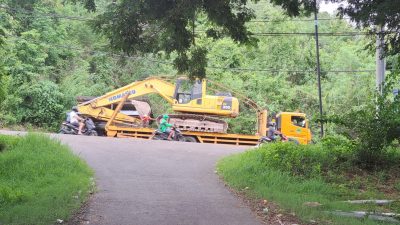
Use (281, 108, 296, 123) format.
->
(217, 143, 400, 225)
(0, 133, 94, 225)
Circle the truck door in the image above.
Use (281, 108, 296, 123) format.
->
(288, 115, 309, 144)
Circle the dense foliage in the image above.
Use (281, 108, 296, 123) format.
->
(89, 0, 259, 78)
(78, 0, 400, 77)
(329, 72, 400, 168)
(0, 0, 397, 152)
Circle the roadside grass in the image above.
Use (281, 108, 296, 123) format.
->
(217, 145, 400, 225)
(0, 134, 93, 225)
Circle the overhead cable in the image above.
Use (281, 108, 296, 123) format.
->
(6, 35, 376, 74)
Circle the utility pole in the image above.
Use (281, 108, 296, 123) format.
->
(314, 0, 324, 137)
(376, 26, 385, 94)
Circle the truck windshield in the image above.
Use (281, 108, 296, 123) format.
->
(291, 116, 306, 128)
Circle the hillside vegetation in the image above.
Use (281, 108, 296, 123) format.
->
(0, 0, 382, 135)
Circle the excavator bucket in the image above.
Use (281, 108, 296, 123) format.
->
(131, 100, 152, 118)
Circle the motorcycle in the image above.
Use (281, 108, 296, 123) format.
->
(152, 126, 186, 141)
(59, 118, 98, 136)
(257, 133, 298, 147)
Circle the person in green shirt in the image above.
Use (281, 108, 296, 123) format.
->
(159, 114, 175, 140)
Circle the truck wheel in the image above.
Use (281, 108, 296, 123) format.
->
(184, 136, 198, 143)
(288, 138, 299, 145)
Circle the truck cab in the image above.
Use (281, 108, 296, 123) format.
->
(276, 112, 312, 144)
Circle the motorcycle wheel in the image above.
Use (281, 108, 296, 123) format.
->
(88, 130, 98, 136)
(152, 135, 163, 140)
(59, 128, 69, 134)
(176, 135, 187, 142)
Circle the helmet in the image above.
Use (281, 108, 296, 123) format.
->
(163, 114, 169, 119)
(72, 106, 78, 112)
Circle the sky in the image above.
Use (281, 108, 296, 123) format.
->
(320, 2, 340, 14)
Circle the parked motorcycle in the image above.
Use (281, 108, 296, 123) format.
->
(59, 118, 98, 136)
(152, 126, 186, 141)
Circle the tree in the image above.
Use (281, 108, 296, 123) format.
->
(80, 0, 258, 78)
(79, 0, 400, 78)
(336, 0, 400, 56)
(268, 0, 400, 57)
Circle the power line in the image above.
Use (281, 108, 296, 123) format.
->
(0, 4, 375, 38)
(251, 31, 369, 37)
(6, 35, 375, 74)
(208, 66, 375, 73)
(248, 17, 349, 23)
(197, 30, 386, 37)
(6, 35, 172, 65)
(0, 4, 349, 24)
(0, 4, 93, 21)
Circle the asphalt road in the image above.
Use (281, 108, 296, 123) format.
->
(0, 131, 262, 225)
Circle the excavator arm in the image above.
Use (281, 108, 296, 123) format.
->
(86, 77, 176, 107)
(77, 77, 177, 125)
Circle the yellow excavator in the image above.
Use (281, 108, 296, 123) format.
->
(76, 76, 312, 145)
(78, 77, 239, 133)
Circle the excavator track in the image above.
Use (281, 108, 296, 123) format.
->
(167, 114, 228, 133)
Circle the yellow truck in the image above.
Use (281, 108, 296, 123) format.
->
(76, 76, 312, 145)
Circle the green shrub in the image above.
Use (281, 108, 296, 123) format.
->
(258, 135, 356, 178)
(0, 134, 93, 225)
(217, 148, 390, 225)
(2, 80, 66, 129)
(0, 135, 20, 152)
(328, 73, 400, 169)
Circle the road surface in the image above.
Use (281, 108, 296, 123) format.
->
(0, 131, 262, 225)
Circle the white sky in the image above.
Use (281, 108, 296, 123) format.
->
(319, 2, 341, 14)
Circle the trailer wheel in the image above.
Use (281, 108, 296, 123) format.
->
(184, 136, 198, 143)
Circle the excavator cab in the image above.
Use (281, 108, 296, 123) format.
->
(171, 78, 239, 118)
(276, 112, 312, 144)
(173, 79, 203, 104)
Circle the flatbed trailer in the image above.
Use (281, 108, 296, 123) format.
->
(91, 83, 311, 146)
(106, 125, 261, 146)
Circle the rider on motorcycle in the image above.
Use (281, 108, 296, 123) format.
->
(69, 106, 85, 135)
(159, 114, 175, 140)
(267, 122, 279, 141)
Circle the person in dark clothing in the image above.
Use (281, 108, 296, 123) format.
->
(267, 122, 276, 140)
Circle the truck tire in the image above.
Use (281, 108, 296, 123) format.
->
(184, 136, 198, 143)
(288, 138, 299, 145)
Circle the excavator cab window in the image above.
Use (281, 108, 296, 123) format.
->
(174, 79, 203, 104)
(177, 93, 192, 104)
